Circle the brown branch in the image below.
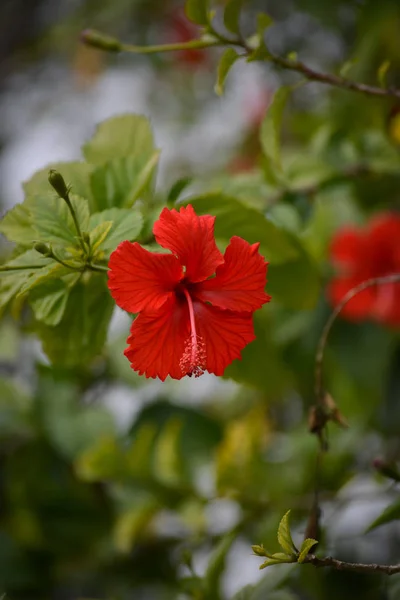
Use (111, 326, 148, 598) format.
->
(304, 554, 400, 575)
(314, 274, 400, 405)
(267, 53, 400, 100)
(81, 26, 400, 101)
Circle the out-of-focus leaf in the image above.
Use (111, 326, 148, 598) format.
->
(129, 401, 223, 483)
(113, 500, 160, 553)
(377, 60, 390, 88)
(224, 305, 291, 394)
(223, 0, 244, 34)
(267, 244, 321, 309)
(40, 381, 116, 459)
(185, 0, 209, 25)
(277, 511, 297, 555)
(167, 177, 192, 206)
(260, 86, 292, 184)
(126, 423, 158, 479)
(366, 499, 400, 532)
(153, 418, 185, 486)
(75, 436, 126, 481)
(215, 48, 241, 96)
(83, 114, 155, 165)
(247, 13, 273, 62)
(0, 202, 36, 245)
(204, 532, 236, 599)
(185, 193, 299, 264)
(0, 378, 32, 440)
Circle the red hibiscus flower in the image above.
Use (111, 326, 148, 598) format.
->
(108, 205, 270, 381)
(328, 213, 400, 326)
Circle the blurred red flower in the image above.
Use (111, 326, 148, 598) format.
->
(108, 205, 270, 381)
(166, 9, 208, 68)
(328, 213, 400, 326)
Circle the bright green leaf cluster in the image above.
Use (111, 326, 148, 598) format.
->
(253, 511, 318, 569)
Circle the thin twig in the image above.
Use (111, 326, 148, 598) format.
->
(314, 274, 400, 405)
(267, 53, 400, 100)
(81, 27, 400, 101)
(304, 554, 400, 575)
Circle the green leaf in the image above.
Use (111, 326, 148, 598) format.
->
(153, 419, 184, 486)
(0, 250, 52, 314)
(17, 262, 68, 296)
(75, 436, 126, 481)
(215, 48, 241, 96)
(185, 194, 299, 264)
(267, 243, 321, 309)
(40, 381, 116, 459)
(224, 306, 291, 394)
(377, 60, 390, 88)
(366, 500, 400, 532)
(167, 177, 192, 206)
(113, 500, 160, 553)
(29, 270, 80, 326)
(0, 202, 36, 245)
(89, 207, 143, 253)
(30, 193, 90, 248)
(277, 511, 297, 556)
(89, 221, 113, 253)
(297, 538, 318, 563)
(260, 86, 292, 184)
(0, 377, 32, 440)
(23, 161, 93, 205)
(90, 152, 159, 210)
(82, 114, 156, 165)
(223, 0, 244, 34)
(259, 557, 289, 569)
(185, 0, 209, 25)
(247, 13, 273, 62)
(204, 532, 236, 599)
(30, 282, 71, 326)
(37, 275, 114, 367)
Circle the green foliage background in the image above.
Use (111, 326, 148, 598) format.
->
(0, 0, 400, 599)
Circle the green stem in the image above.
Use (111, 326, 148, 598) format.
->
(87, 263, 109, 273)
(121, 39, 220, 54)
(51, 253, 83, 271)
(63, 197, 85, 252)
(0, 264, 45, 272)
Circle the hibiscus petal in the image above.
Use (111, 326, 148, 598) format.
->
(193, 236, 270, 311)
(329, 227, 364, 270)
(108, 240, 183, 313)
(153, 204, 224, 282)
(124, 297, 190, 380)
(193, 301, 255, 376)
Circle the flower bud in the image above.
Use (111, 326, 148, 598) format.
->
(252, 544, 266, 557)
(34, 242, 52, 256)
(80, 29, 122, 53)
(48, 170, 69, 199)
